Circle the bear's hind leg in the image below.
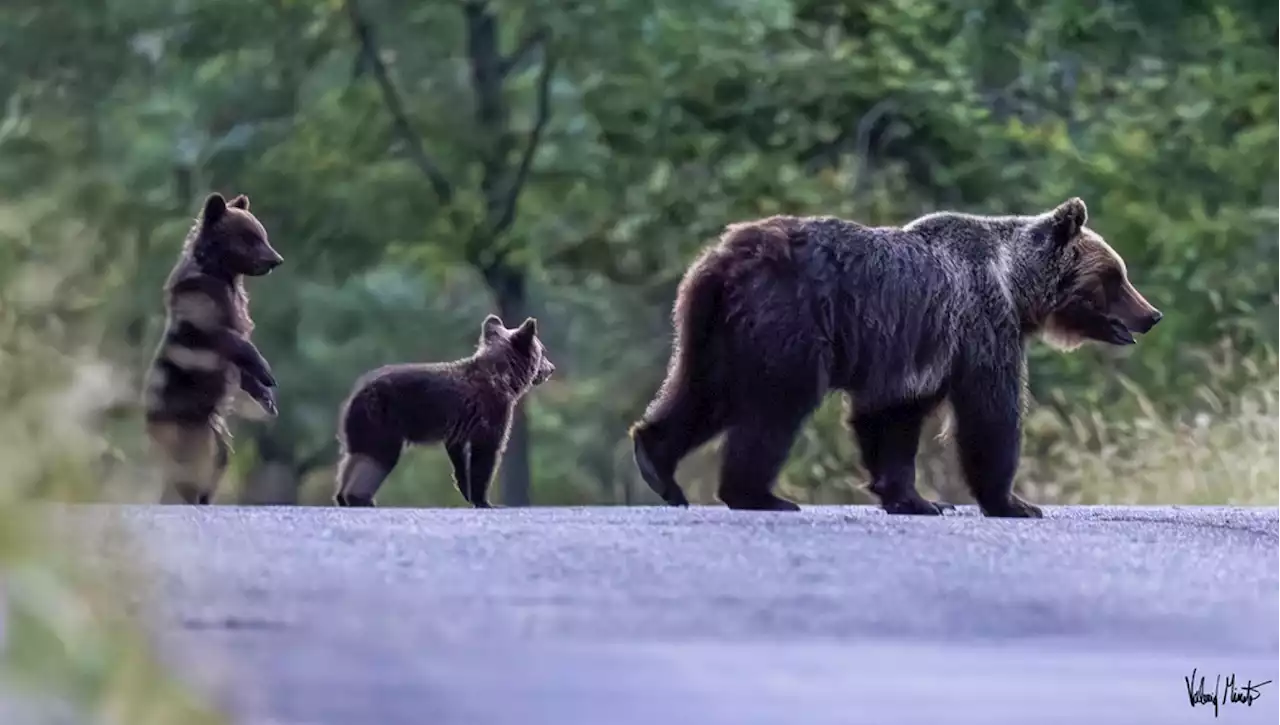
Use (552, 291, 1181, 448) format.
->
(334, 449, 397, 508)
(149, 421, 221, 505)
(631, 394, 725, 508)
(849, 393, 953, 516)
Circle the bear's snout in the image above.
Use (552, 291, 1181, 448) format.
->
(1132, 308, 1162, 334)
(253, 249, 284, 275)
(1113, 280, 1161, 336)
(534, 360, 555, 384)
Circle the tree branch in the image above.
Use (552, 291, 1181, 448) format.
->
(345, 0, 454, 204)
(544, 227, 665, 286)
(491, 41, 555, 237)
(501, 28, 547, 78)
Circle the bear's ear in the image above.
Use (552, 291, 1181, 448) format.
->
(201, 193, 228, 227)
(481, 314, 506, 340)
(1048, 197, 1088, 247)
(510, 317, 538, 349)
(228, 194, 250, 211)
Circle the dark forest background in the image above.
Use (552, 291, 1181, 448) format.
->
(1, 0, 1276, 509)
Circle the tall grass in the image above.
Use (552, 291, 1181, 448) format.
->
(0, 198, 227, 724)
(1017, 346, 1279, 506)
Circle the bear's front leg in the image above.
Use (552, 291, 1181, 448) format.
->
(950, 358, 1044, 519)
(848, 392, 954, 516)
(465, 434, 504, 509)
(217, 332, 277, 388)
(445, 440, 472, 504)
(238, 373, 278, 418)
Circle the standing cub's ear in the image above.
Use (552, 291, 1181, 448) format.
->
(228, 194, 251, 211)
(510, 317, 538, 349)
(1048, 197, 1088, 247)
(201, 193, 228, 227)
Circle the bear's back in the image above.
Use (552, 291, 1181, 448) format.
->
(348, 360, 517, 446)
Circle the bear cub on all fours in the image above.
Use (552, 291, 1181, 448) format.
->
(630, 197, 1162, 518)
(334, 314, 556, 508)
(143, 192, 284, 505)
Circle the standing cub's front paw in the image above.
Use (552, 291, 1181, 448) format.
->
(981, 494, 1043, 519)
(258, 388, 278, 417)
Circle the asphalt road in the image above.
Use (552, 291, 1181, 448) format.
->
(71, 505, 1280, 725)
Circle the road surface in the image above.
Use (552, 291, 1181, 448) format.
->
(70, 505, 1280, 724)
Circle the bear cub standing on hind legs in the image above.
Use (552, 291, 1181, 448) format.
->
(630, 197, 1162, 517)
(143, 192, 284, 505)
(334, 314, 556, 508)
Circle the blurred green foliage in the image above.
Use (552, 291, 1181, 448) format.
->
(0, 197, 228, 723)
(0, 0, 1275, 508)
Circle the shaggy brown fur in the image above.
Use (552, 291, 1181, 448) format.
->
(333, 315, 556, 508)
(143, 192, 283, 505)
(630, 198, 1161, 517)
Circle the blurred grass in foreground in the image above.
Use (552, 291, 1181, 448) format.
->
(0, 199, 226, 724)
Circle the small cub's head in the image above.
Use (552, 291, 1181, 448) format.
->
(1029, 198, 1163, 351)
(191, 192, 284, 278)
(479, 314, 556, 387)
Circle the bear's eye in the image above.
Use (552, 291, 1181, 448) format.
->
(1102, 269, 1125, 301)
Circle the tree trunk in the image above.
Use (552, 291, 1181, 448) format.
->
(503, 405, 532, 507)
(489, 264, 532, 507)
(240, 432, 301, 505)
(240, 460, 300, 505)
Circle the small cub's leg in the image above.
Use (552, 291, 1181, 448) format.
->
(445, 441, 472, 504)
(201, 427, 231, 505)
(334, 453, 393, 508)
(148, 421, 221, 505)
(465, 434, 503, 509)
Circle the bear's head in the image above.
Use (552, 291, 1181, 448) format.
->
(1027, 198, 1162, 351)
(479, 314, 556, 387)
(191, 192, 284, 278)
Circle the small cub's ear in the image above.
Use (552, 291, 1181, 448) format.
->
(228, 194, 250, 211)
(482, 314, 506, 339)
(1049, 197, 1088, 247)
(510, 317, 538, 349)
(201, 193, 228, 227)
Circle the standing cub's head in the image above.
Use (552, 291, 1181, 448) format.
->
(189, 192, 284, 278)
(1023, 198, 1163, 351)
(478, 314, 557, 387)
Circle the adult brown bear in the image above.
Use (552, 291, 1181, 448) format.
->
(630, 198, 1162, 517)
